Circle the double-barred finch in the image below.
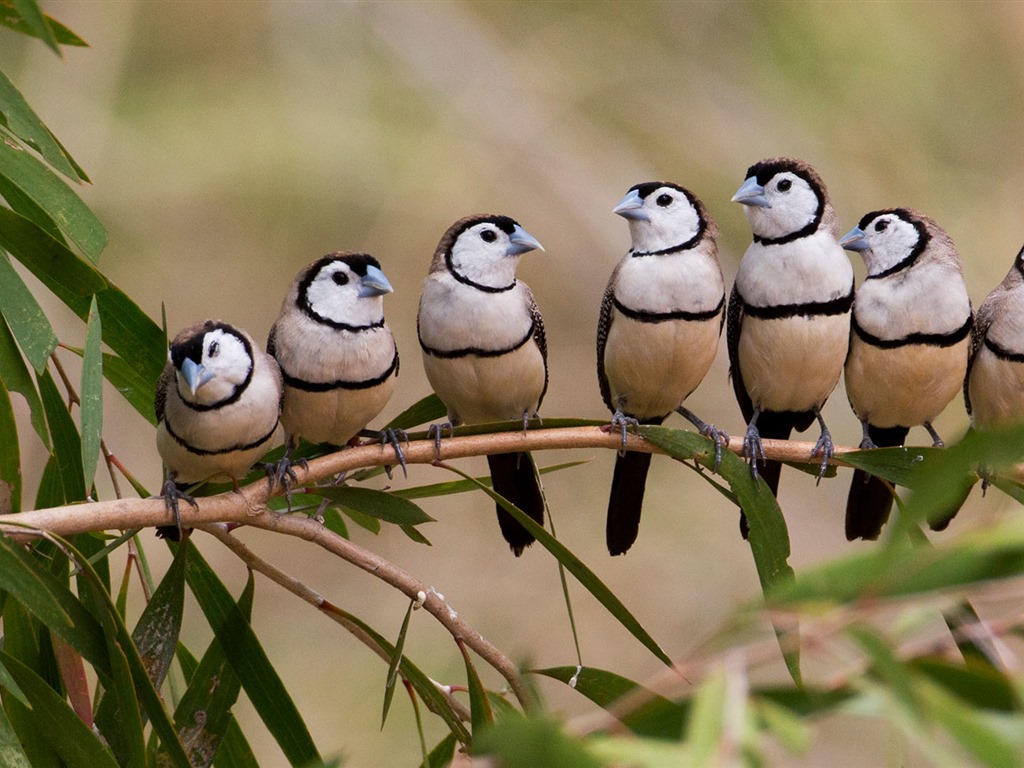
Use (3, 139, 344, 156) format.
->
(417, 215, 547, 556)
(842, 209, 972, 540)
(267, 253, 398, 464)
(156, 320, 283, 539)
(597, 182, 726, 556)
(729, 158, 854, 535)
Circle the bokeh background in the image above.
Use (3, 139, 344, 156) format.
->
(4, 2, 1024, 765)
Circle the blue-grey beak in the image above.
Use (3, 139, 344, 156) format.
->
(612, 189, 649, 221)
(840, 226, 870, 252)
(358, 264, 394, 297)
(732, 176, 770, 208)
(506, 224, 544, 257)
(181, 357, 214, 395)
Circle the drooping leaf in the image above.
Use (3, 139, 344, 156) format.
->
(0, 3, 88, 47)
(51, 634, 91, 726)
(534, 666, 685, 739)
(0, 69, 84, 178)
(0, 206, 106, 295)
(100, 352, 158, 424)
(0, 252, 57, 373)
(37, 367, 86, 502)
(80, 296, 102, 489)
(310, 486, 434, 527)
(383, 393, 447, 430)
(0, 700, 31, 768)
(441, 462, 673, 667)
(0, 377, 20, 513)
(382, 598, 416, 728)
(0, 652, 118, 767)
(183, 542, 322, 767)
(0, 309, 48, 444)
(459, 641, 494, 737)
(0, 135, 105, 260)
(475, 717, 602, 768)
(9, 0, 58, 53)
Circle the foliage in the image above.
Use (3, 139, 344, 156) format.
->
(1, 3, 1024, 767)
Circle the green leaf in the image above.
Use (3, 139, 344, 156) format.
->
(394, 460, 590, 500)
(80, 296, 102, 489)
(534, 666, 685, 739)
(168, 569, 251, 768)
(441, 462, 673, 667)
(0, 656, 30, 708)
(33, 452, 61, 508)
(419, 733, 457, 768)
(0, 701, 31, 768)
(10, 0, 58, 53)
(0, 206, 106, 296)
(0, 252, 57, 373)
(310, 486, 434, 526)
(0, 3, 87, 47)
(917, 676, 1022, 767)
(133, 540, 187, 689)
(910, 656, 1019, 713)
(0, 652, 119, 767)
(37, 367, 86, 501)
(840, 446, 942, 488)
(0, 313, 48, 444)
(755, 697, 810, 755)
(383, 393, 447, 430)
(0, 135, 105, 260)
(382, 598, 416, 728)
(183, 542, 322, 767)
(685, 666, 728, 765)
(100, 352, 157, 424)
(0, 70, 83, 179)
(459, 641, 494, 737)
(475, 717, 602, 768)
(0, 377, 20, 513)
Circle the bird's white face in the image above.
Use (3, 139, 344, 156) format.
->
(742, 171, 821, 241)
(631, 187, 702, 252)
(449, 222, 532, 290)
(174, 327, 252, 404)
(856, 213, 922, 276)
(303, 258, 391, 327)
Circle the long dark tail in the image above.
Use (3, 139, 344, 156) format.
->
(740, 411, 800, 539)
(487, 452, 544, 556)
(606, 451, 654, 556)
(845, 424, 909, 541)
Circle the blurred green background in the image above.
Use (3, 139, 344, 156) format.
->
(3, 1, 1024, 765)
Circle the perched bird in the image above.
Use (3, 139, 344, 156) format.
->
(966, 243, 1024, 431)
(729, 158, 854, 532)
(267, 252, 399, 472)
(418, 214, 547, 555)
(597, 182, 726, 555)
(156, 320, 283, 538)
(842, 209, 972, 540)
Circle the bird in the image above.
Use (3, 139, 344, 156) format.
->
(960, 243, 1024, 499)
(267, 252, 399, 478)
(156, 319, 283, 539)
(597, 181, 726, 555)
(841, 209, 972, 540)
(729, 157, 854, 534)
(417, 214, 547, 556)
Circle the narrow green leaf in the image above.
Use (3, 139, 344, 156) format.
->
(80, 296, 102, 489)
(0, 700, 31, 768)
(321, 507, 350, 538)
(10, 0, 59, 53)
(910, 656, 1019, 713)
(207, 720, 260, 768)
(100, 352, 157, 424)
(0, 135, 105, 260)
(33, 452, 62, 507)
(0, 310, 48, 444)
(0, 652, 119, 767)
(419, 733, 457, 768)
(0, 253, 57, 372)
(310, 486, 434, 526)
(0, 5, 87, 47)
(0, 657, 29, 708)
(133, 540, 187, 689)
(0, 377, 20, 513)
(0, 70, 84, 179)
(533, 666, 685, 739)
(441, 462, 673, 668)
(37, 367, 86, 501)
(459, 640, 494, 736)
(382, 598, 416, 728)
(339, 505, 381, 534)
(685, 666, 728, 765)
(183, 542, 322, 767)
(400, 524, 432, 545)
(755, 698, 810, 755)
(840, 445, 942, 488)
(92, 596, 146, 768)
(475, 717, 602, 768)
(0, 206, 106, 296)
(168, 570, 251, 768)
(394, 460, 590, 500)
(383, 393, 447, 430)
(917, 676, 1021, 767)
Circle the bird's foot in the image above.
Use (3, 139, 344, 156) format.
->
(859, 436, 878, 450)
(677, 406, 729, 473)
(360, 428, 409, 478)
(606, 409, 640, 455)
(427, 421, 453, 458)
(811, 427, 834, 482)
(522, 410, 541, 432)
(743, 421, 766, 480)
(924, 421, 945, 448)
(157, 478, 197, 541)
(259, 455, 307, 513)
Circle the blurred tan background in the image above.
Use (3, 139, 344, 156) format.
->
(4, 2, 1024, 765)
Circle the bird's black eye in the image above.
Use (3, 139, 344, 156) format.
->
(874, 219, 889, 233)
(656, 193, 673, 207)
(208, 340, 220, 358)
(777, 178, 792, 192)
(480, 229, 497, 243)
(332, 271, 349, 286)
